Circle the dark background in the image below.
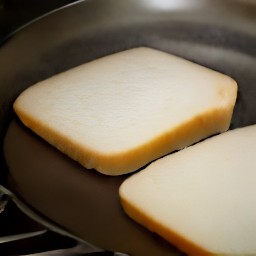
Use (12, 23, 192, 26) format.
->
(0, 0, 79, 43)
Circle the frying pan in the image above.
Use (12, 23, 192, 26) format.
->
(1, 0, 256, 255)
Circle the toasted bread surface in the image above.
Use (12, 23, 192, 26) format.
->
(14, 47, 237, 175)
(120, 125, 256, 255)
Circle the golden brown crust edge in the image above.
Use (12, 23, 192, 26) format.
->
(120, 196, 215, 256)
(13, 102, 235, 176)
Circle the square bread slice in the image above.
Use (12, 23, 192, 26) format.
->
(119, 125, 256, 255)
(13, 47, 237, 175)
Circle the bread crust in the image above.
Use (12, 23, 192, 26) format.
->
(14, 104, 234, 175)
(120, 196, 215, 256)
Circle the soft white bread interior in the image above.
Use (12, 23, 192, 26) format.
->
(119, 125, 256, 255)
(13, 47, 237, 175)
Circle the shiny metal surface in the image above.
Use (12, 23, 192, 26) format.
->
(0, 230, 47, 244)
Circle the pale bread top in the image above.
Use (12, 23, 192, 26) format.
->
(120, 125, 256, 255)
(14, 47, 237, 175)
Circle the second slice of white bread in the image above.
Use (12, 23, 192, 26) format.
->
(119, 125, 256, 255)
(13, 47, 237, 175)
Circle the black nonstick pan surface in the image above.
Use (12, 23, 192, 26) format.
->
(1, 0, 256, 255)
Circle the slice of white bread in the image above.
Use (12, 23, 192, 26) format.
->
(13, 47, 237, 175)
(119, 125, 256, 255)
